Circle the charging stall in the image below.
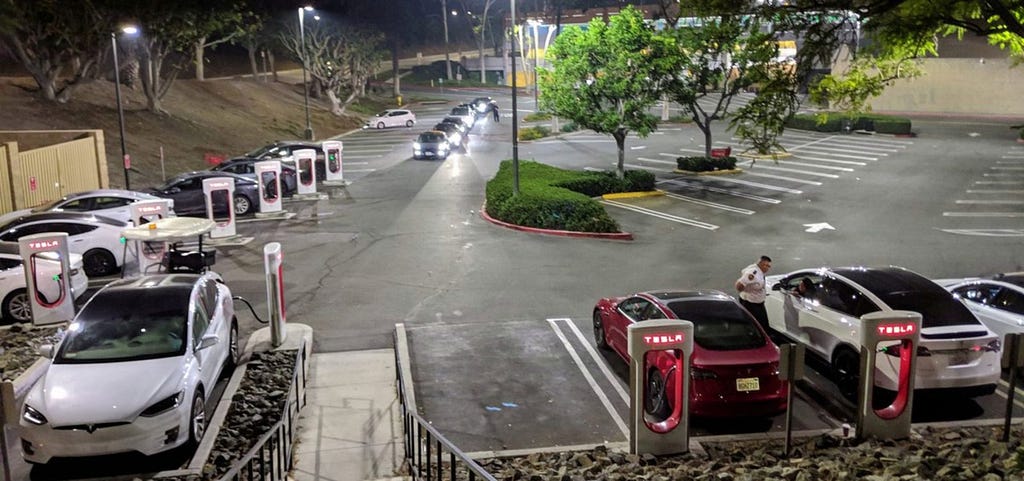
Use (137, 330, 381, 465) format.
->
(203, 177, 236, 239)
(628, 319, 692, 455)
(255, 160, 283, 214)
(127, 199, 174, 276)
(856, 311, 922, 440)
(322, 141, 344, 183)
(17, 233, 74, 326)
(264, 242, 287, 347)
(294, 149, 318, 195)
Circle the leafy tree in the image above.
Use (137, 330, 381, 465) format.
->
(0, 0, 113, 102)
(661, 13, 783, 158)
(458, 0, 498, 83)
(729, 65, 800, 159)
(190, 3, 249, 81)
(538, 5, 678, 179)
(810, 40, 933, 118)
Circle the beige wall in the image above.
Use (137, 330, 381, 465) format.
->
(0, 131, 107, 215)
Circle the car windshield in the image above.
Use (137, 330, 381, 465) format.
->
(452, 107, 470, 116)
(443, 117, 464, 126)
(667, 300, 766, 350)
(30, 198, 66, 213)
(55, 286, 191, 363)
(418, 132, 445, 142)
(245, 145, 280, 157)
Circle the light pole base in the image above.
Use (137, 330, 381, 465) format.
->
(304, 128, 315, 141)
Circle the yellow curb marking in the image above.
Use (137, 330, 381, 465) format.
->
(601, 191, 666, 200)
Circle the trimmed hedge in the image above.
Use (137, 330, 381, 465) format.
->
(677, 156, 737, 172)
(786, 112, 912, 135)
(523, 112, 552, 122)
(518, 126, 551, 141)
(485, 161, 656, 233)
(560, 122, 580, 133)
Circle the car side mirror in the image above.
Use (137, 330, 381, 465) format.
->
(38, 344, 54, 359)
(198, 334, 219, 351)
(772, 282, 783, 291)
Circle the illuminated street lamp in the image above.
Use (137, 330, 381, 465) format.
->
(111, 25, 138, 189)
(298, 6, 315, 140)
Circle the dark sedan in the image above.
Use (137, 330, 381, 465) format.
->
(238, 141, 325, 181)
(143, 171, 260, 217)
(212, 158, 298, 197)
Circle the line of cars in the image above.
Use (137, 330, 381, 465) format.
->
(592, 265, 1022, 421)
(411, 97, 497, 160)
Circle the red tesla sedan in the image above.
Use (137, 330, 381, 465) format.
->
(593, 289, 787, 419)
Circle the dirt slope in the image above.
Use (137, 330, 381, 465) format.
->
(0, 76, 368, 189)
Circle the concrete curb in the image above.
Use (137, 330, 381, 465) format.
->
(479, 204, 634, 241)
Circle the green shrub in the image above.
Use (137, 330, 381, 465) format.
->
(486, 161, 656, 233)
(560, 122, 580, 133)
(666, 114, 694, 124)
(523, 112, 552, 122)
(786, 112, 912, 134)
(676, 156, 737, 172)
(518, 126, 551, 141)
(873, 118, 912, 134)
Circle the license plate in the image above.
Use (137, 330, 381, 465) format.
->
(950, 350, 970, 366)
(736, 377, 760, 392)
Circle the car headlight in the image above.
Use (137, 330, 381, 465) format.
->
(413, 142, 421, 149)
(140, 391, 184, 417)
(441, 142, 449, 149)
(23, 404, 47, 425)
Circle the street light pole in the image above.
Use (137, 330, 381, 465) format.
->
(111, 30, 132, 190)
(442, 0, 453, 81)
(530, 21, 539, 106)
(298, 6, 315, 141)
(510, 0, 519, 195)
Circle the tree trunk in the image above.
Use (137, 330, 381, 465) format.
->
(614, 130, 626, 179)
(391, 41, 400, 96)
(269, 51, 278, 82)
(194, 38, 206, 81)
(701, 117, 713, 157)
(325, 89, 343, 116)
(246, 44, 259, 80)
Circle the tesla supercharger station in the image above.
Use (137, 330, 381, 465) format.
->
(856, 311, 922, 440)
(321, 141, 344, 183)
(628, 319, 692, 455)
(255, 160, 283, 214)
(294, 148, 318, 195)
(203, 177, 236, 239)
(264, 242, 286, 347)
(18, 233, 74, 326)
(129, 199, 174, 275)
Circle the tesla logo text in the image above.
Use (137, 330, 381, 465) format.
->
(137, 205, 163, 213)
(877, 323, 916, 336)
(27, 240, 60, 250)
(643, 333, 685, 345)
(209, 182, 231, 189)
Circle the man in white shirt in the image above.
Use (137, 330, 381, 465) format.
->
(735, 255, 772, 331)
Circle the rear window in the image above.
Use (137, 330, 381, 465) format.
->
(667, 300, 767, 350)
(881, 292, 981, 328)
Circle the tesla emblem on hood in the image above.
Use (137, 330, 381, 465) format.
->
(84, 424, 97, 433)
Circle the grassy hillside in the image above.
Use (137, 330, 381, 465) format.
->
(0, 76, 395, 189)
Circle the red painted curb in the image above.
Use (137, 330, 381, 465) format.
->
(479, 205, 634, 241)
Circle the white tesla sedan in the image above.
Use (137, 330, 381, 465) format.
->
(764, 266, 1000, 400)
(0, 189, 171, 226)
(19, 272, 238, 464)
(0, 212, 131, 277)
(937, 272, 1024, 345)
(0, 241, 88, 324)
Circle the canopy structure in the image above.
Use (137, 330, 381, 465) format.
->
(121, 217, 214, 242)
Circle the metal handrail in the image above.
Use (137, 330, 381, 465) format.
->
(215, 346, 307, 481)
(394, 326, 497, 481)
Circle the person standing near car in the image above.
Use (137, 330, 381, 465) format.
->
(492, 104, 500, 122)
(735, 255, 772, 331)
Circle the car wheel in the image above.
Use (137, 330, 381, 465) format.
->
(189, 389, 207, 446)
(644, 368, 672, 419)
(227, 318, 239, 370)
(405, 120, 414, 128)
(1, 289, 31, 325)
(593, 310, 609, 350)
(832, 347, 860, 402)
(83, 249, 117, 277)
(233, 194, 253, 216)
(377, 122, 386, 129)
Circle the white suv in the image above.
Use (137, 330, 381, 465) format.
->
(765, 266, 1000, 400)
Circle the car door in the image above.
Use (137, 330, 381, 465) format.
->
(171, 178, 206, 215)
(190, 281, 219, 393)
(811, 276, 881, 354)
(90, 196, 135, 223)
(952, 283, 1020, 341)
(608, 297, 665, 361)
(202, 277, 229, 371)
(0, 255, 23, 302)
(774, 273, 824, 344)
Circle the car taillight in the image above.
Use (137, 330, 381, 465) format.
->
(880, 344, 931, 357)
(691, 367, 718, 380)
(978, 339, 1001, 353)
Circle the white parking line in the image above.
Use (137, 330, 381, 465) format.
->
(345, 148, 394, 153)
(975, 181, 1023, 185)
(774, 160, 855, 172)
(742, 162, 840, 178)
(554, 318, 630, 404)
(602, 199, 720, 230)
(344, 155, 383, 159)
(955, 200, 1024, 204)
(774, 138, 901, 153)
(344, 169, 378, 173)
(708, 176, 804, 194)
(940, 229, 1024, 237)
(998, 160, 1024, 163)
(742, 171, 823, 186)
(663, 192, 755, 214)
(546, 319, 629, 438)
(943, 212, 1024, 217)
(659, 179, 782, 204)
(965, 190, 1024, 194)
(637, 157, 676, 166)
(784, 132, 914, 146)
(1001, 155, 1024, 159)
(792, 154, 867, 166)
(784, 145, 880, 161)
(992, 166, 1024, 170)
(624, 163, 673, 173)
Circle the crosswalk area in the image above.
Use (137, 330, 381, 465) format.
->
(941, 145, 1024, 237)
(547, 128, 914, 231)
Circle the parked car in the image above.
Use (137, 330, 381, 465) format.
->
(765, 266, 1001, 400)
(470, 97, 498, 116)
(0, 241, 87, 324)
(143, 171, 260, 217)
(937, 273, 1024, 344)
(433, 123, 465, 150)
(212, 158, 298, 197)
(19, 272, 238, 464)
(0, 190, 170, 227)
(593, 289, 787, 418)
(449, 105, 476, 129)
(0, 212, 130, 278)
(234, 141, 325, 181)
(412, 131, 452, 160)
(364, 109, 416, 129)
